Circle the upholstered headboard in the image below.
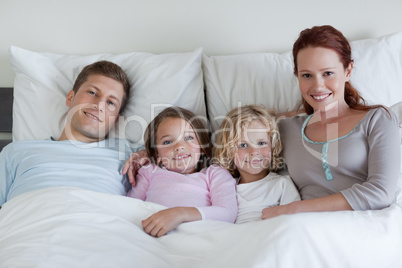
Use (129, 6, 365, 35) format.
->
(0, 87, 13, 150)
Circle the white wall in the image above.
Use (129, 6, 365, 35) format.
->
(1, 0, 402, 87)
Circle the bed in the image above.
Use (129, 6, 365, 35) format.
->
(1, 30, 402, 267)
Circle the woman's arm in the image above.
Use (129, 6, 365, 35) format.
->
(261, 192, 352, 219)
(340, 109, 400, 210)
(274, 108, 400, 218)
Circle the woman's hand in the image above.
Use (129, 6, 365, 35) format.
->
(142, 207, 201, 237)
(122, 150, 149, 186)
(261, 203, 294, 220)
(261, 193, 353, 220)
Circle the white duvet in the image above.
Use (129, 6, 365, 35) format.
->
(0, 187, 401, 268)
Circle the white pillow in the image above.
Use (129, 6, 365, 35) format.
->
(203, 31, 402, 132)
(397, 147, 402, 205)
(350, 31, 402, 106)
(203, 52, 300, 132)
(10, 46, 205, 148)
(390, 101, 402, 144)
(390, 102, 402, 204)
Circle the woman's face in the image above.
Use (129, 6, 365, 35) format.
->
(296, 46, 352, 113)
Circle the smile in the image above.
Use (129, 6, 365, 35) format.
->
(246, 159, 263, 164)
(84, 111, 102, 122)
(173, 154, 191, 160)
(311, 93, 331, 100)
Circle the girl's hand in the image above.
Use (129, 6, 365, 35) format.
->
(122, 150, 149, 186)
(142, 207, 201, 237)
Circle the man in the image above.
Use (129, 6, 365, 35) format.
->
(0, 61, 132, 208)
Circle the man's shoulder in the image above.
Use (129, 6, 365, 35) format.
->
(0, 139, 53, 159)
(2, 139, 51, 149)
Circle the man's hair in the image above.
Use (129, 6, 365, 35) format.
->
(72, 60, 130, 114)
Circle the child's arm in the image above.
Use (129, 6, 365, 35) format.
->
(126, 165, 150, 200)
(196, 165, 238, 223)
(142, 207, 201, 237)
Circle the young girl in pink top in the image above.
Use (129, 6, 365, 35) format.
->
(127, 107, 237, 237)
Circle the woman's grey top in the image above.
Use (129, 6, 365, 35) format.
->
(279, 108, 401, 210)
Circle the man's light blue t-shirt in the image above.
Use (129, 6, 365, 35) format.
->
(0, 138, 134, 206)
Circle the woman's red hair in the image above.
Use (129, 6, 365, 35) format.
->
(292, 25, 387, 115)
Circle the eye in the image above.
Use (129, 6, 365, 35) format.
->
(163, 140, 172, 145)
(258, 141, 267, 146)
(184, 136, 194, 141)
(239, 143, 247, 148)
(107, 100, 115, 106)
(301, 73, 311, 78)
(89, 90, 96, 95)
(324, 71, 333, 76)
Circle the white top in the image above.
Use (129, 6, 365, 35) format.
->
(235, 172, 301, 224)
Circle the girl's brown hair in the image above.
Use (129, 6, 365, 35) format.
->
(144, 106, 211, 171)
(292, 25, 387, 115)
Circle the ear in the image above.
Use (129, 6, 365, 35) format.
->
(345, 62, 353, 81)
(66, 90, 75, 107)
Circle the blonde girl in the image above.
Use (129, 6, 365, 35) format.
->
(213, 105, 300, 224)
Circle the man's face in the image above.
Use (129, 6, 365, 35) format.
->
(64, 74, 125, 142)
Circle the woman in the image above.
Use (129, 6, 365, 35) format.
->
(262, 25, 401, 219)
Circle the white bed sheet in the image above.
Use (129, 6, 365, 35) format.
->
(0, 187, 401, 268)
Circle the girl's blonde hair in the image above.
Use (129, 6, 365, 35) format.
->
(144, 106, 211, 171)
(213, 105, 283, 177)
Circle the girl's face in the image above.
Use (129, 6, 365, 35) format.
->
(234, 120, 271, 183)
(296, 46, 352, 113)
(155, 117, 201, 174)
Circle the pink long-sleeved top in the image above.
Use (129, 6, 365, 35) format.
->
(127, 163, 238, 223)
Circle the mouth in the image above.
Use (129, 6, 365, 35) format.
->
(173, 154, 191, 160)
(245, 159, 263, 164)
(84, 111, 102, 122)
(311, 93, 332, 101)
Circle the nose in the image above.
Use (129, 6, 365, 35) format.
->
(313, 77, 325, 91)
(250, 146, 260, 156)
(93, 101, 105, 112)
(175, 141, 185, 151)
